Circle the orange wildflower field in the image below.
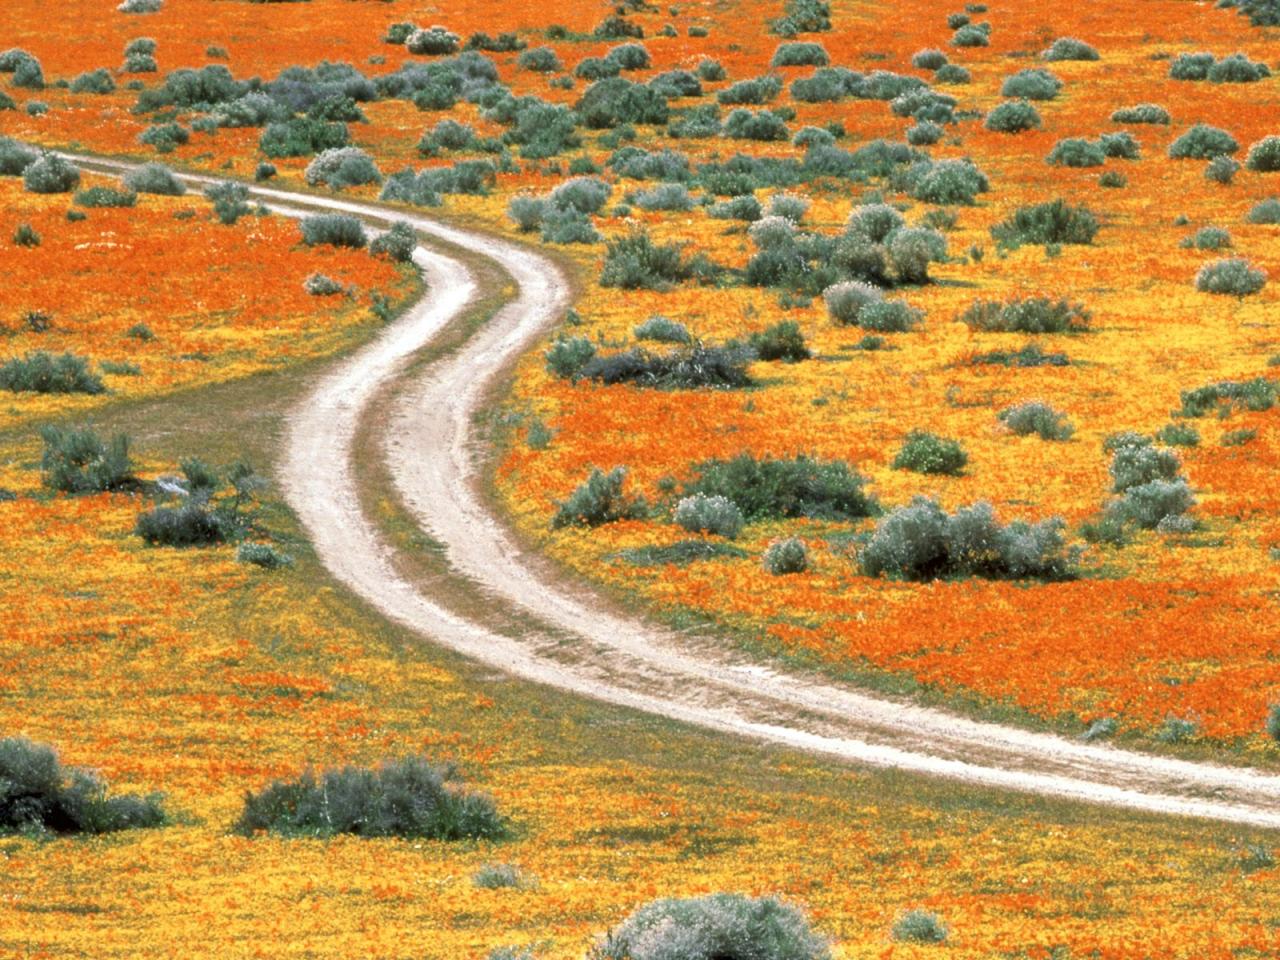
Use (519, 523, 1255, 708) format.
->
(2, 0, 1280, 954)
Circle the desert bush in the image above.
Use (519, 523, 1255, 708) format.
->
(1178, 377, 1277, 417)
(23, 154, 80, 194)
(991, 198, 1099, 248)
(718, 76, 785, 106)
(890, 88, 957, 124)
(724, 109, 790, 141)
(951, 23, 990, 47)
(1099, 131, 1140, 159)
(632, 182, 694, 211)
(70, 68, 115, 95)
(999, 400, 1075, 440)
(764, 537, 810, 574)
(599, 230, 695, 289)
(0, 137, 38, 176)
(135, 502, 230, 546)
(1169, 52, 1215, 80)
(892, 910, 949, 944)
(1110, 479, 1195, 529)
(304, 146, 381, 188)
(1, 351, 103, 394)
(650, 69, 703, 99)
(75, 186, 137, 208)
(11, 222, 38, 247)
(118, 0, 163, 11)
(750, 320, 810, 361)
(1155, 423, 1200, 447)
(905, 158, 989, 205)
(545, 336, 596, 379)
(708, 194, 762, 221)
(122, 162, 184, 195)
(1246, 135, 1280, 172)
(125, 37, 157, 57)
(847, 203, 905, 242)
(1111, 103, 1170, 124)
(1195, 258, 1266, 295)
(406, 26, 461, 56)
(893, 430, 967, 474)
(594, 14, 645, 40)
(259, 117, 349, 158)
(1001, 68, 1061, 100)
(0, 737, 165, 835)
(552, 466, 647, 528)
(236, 542, 292, 569)
(675, 493, 744, 538)
(934, 63, 971, 84)
(518, 47, 561, 73)
(906, 121, 943, 146)
(576, 57, 621, 82)
(138, 122, 190, 153)
(1047, 137, 1105, 167)
(39, 425, 134, 493)
(767, 192, 810, 222)
(789, 67, 859, 103)
(967, 343, 1069, 367)
(234, 756, 505, 839)
(605, 43, 651, 71)
(472, 864, 527, 890)
(300, 213, 367, 248)
(985, 99, 1041, 133)
(772, 42, 829, 67)
(1168, 124, 1238, 160)
(861, 497, 1074, 581)
(12, 56, 44, 90)
(539, 209, 599, 245)
(770, 0, 832, 36)
(590, 893, 830, 960)
(304, 273, 344, 296)
(912, 49, 949, 70)
(961, 297, 1090, 333)
(888, 227, 946, 283)
(682, 454, 876, 521)
(507, 195, 547, 232)
(1109, 439, 1181, 492)
(370, 221, 417, 263)
(1208, 52, 1270, 83)
(1247, 197, 1280, 224)
(1181, 226, 1232, 250)
(1098, 171, 1127, 189)
(202, 180, 251, 225)
(213, 93, 290, 128)
(577, 77, 669, 128)
(697, 58, 727, 81)
(634, 315, 691, 344)
(1206, 155, 1240, 184)
(1043, 37, 1099, 61)
(824, 280, 883, 325)
(577, 345, 753, 389)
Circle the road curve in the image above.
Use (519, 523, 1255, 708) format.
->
(64, 151, 1280, 829)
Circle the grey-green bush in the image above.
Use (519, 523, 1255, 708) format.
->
(599, 230, 697, 289)
(305, 273, 344, 296)
(122, 162, 185, 195)
(998, 400, 1075, 440)
(518, 47, 562, 73)
(1043, 37, 1099, 61)
(772, 42, 829, 67)
(75, 186, 137, 208)
(1111, 103, 1169, 125)
(1195, 258, 1266, 295)
(985, 99, 1041, 133)
(70, 68, 116, 95)
(590, 893, 830, 960)
(0, 352, 103, 394)
(824, 280, 883, 325)
(1169, 52, 1215, 80)
(764, 537, 810, 574)
(634, 315, 691, 343)
(893, 430, 967, 474)
(912, 49, 949, 70)
(1246, 136, 1280, 172)
(545, 336, 596, 378)
(23, 154, 80, 193)
(892, 910, 949, 944)
(299, 213, 367, 248)
(888, 227, 947, 283)
(39, 425, 134, 493)
(1099, 131, 1139, 159)
(304, 146, 381, 188)
(990, 199, 1099, 248)
(681, 453, 876, 521)
(0, 137, 38, 176)
(961, 297, 1090, 333)
(370, 221, 417, 263)
(552, 466, 647, 528)
(1208, 52, 1270, 83)
(1206, 155, 1240, 184)
(1168, 124, 1238, 160)
(1047, 137, 1105, 167)
(674, 493, 744, 538)
(1247, 197, 1280, 224)
(236, 542, 292, 569)
(1181, 226, 1231, 250)
(1001, 68, 1061, 100)
(406, 26, 461, 56)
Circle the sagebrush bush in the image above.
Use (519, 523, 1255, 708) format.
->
(906, 158, 989, 205)
(1110, 479, 1195, 529)
(1195, 258, 1266, 296)
(600, 230, 697, 289)
(549, 176, 612, 214)
(859, 299, 924, 332)
(23, 153, 80, 193)
(300, 213, 367, 248)
(985, 99, 1041, 133)
(772, 42, 829, 67)
(708, 194, 762, 221)
(634, 315, 691, 344)
(40, 425, 134, 493)
(1246, 197, 1280, 224)
(70, 68, 116, 95)
(0, 737, 165, 835)
(961, 297, 1090, 334)
(750, 320, 810, 361)
(236, 542, 292, 569)
(204, 180, 251, 225)
(545, 336, 596, 378)
(906, 121, 943, 146)
(1208, 52, 1270, 83)
(674, 493, 744, 538)
(576, 77, 669, 128)
(861, 497, 1074, 581)
(118, 0, 163, 11)
(259, 117, 349, 158)
(0, 137, 38, 176)
(75, 186, 137, 208)
(848, 203, 905, 242)
(824, 280, 883, 325)
(1169, 51, 1215, 81)
(1043, 37, 1099, 61)
(967, 343, 1069, 367)
(682, 453, 876, 521)
(472, 863, 527, 890)
(1155, 423, 1200, 447)
(912, 49, 949, 70)
(1001, 68, 1061, 100)
(767, 191, 811, 222)
(234, 756, 506, 839)
(892, 910, 949, 944)
(135, 502, 230, 546)
(552, 466, 648, 528)
(1111, 103, 1170, 125)
(304, 146, 381, 188)
(632, 182, 694, 211)
(990, 198, 1099, 248)
(1178, 377, 1277, 417)
(1168, 124, 1238, 160)
(1099, 131, 1140, 159)
(405, 26, 461, 56)
(508, 195, 547, 231)
(1109, 438, 1181, 492)
(1246, 135, 1280, 172)
(1047, 137, 1105, 167)
(1181, 226, 1232, 250)
(1206, 155, 1240, 184)
(122, 162, 185, 195)
(888, 227, 947, 283)
(934, 63, 971, 84)
(999, 400, 1075, 441)
(893, 430, 967, 475)
(951, 23, 990, 47)
(577, 345, 753, 389)
(590, 893, 830, 960)
(605, 43, 651, 71)
(0, 351, 103, 394)
(718, 75, 784, 106)
(724, 108, 790, 141)
(12, 222, 39, 247)
(370, 221, 417, 263)
(304, 273, 344, 296)
(764, 537, 810, 574)
(138, 121, 190, 153)
(518, 46, 562, 73)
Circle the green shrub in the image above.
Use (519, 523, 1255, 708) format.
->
(934, 63, 971, 84)
(1195, 258, 1266, 296)
(1001, 68, 1061, 100)
(39, 425, 134, 493)
(951, 24, 990, 47)
(1110, 479, 1195, 529)
(675, 493, 744, 538)
(545, 336, 596, 378)
(1246, 136, 1280, 172)
(632, 182, 694, 211)
(604, 42, 650, 72)
(123, 162, 185, 195)
(1156, 423, 1200, 446)
(724, 108, 790, 141)
(135, 502, 230, 546)
(862, 497, 1073, 581)
(1111, 103, 1169, 124)
(304, 273, 344, 296)
(75, 186, 137, 208)
(1178, 377, 1276, 417)
(23, 154, 80, 194)
(912, 49, 949, 70)
(750, 320, 810, 361)
(709, 194, 763, 221)
(370, 221, 417, 263)
(960, 297, 1090, 333)
(764, 537, 810, 574)
(12, 222, 39, 247)
(0, 351, 103, 394)
(204, 180, 252, 225)
(848, 203, 904, 242)
(906, 121, 943, 146)
(552, 466, 648, 528)
(824, 280, 882, 325)
(1208, 52, 1270, 83)
(406, 26, 461, 56)
(1205, 156, 1240, 184)
(577, 345, 753, 389)
(1047, 137, 1105, 168)
(772, 42, 829, 67)
(472, 863, 527, 889)
(576, 77, 669, 128)
(999, 401, 1074, 441)
(233, 756, 506, 840)
(906, 158, 989, 205)
(518, 46, 561, 72)
(1246, 197, 1280, 224)
(967, 343, 1068, 367)
(616, 540, 749, 566)
(859, 299, 924, 332)
(590, 893, 830, 960)
(682, 453, 877, 521)
(1168, 124, 1238, 160)
(1169, 51, 1215, 81)
(991, 199, 1099, 248)
(1267, 704, 1280, 744)
(634, 315, 690, 344)
(1222, 427, 1257, 446)
(892, 910, 949, 944)
(118, 0, 163, 11)
(985, 99, 1041, 133)
(1098, 171, 1127, 189)
(70, 68, 116, 95)
(304, 146, 381, 188)
(1043, 37, 1099, 61)
(300, 213, 367, 248)
(697, 58, 727, 81)
(259, 117, 349, 158)
(1109, 439, 1180, 491)
(1099, 131, 1139, 159)
(0, 137, 38, 176)
(893, 430, 967, 474)
(0, 737, 165, 835)
(600, 230, 695, 289)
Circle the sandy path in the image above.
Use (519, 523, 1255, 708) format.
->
(65, 152, 1280, 829)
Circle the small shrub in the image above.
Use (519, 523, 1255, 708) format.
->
(1177, 377, 1277, 417)
(767, 192, 810, 222)
(632, 182, 694, 211)
(634, 315, 691, 344)
(906, 158, 989, 205)
(682, 454, 876, 522)
(236, 543, 292, 568)
(12, 222, 39, 247)
(952, 24, 990, 47)
(0, 737, 164, 835)
(1208, 52, 1270, 83)
(960, 297, 1090, 333)
(723, 108, 790, 141)
(304, 273, 345, 296)
(1168, 124, 1239, 160)
(892, 910, 949, 944)
(893, 430, 967, 475)
(697, 58, 727, 81)
(472, 863, 527, 889)
(772, 42, 829, 67)
(39, 425, 134, 493)
(906, 121, 943, 146)
(605, 43, 651, 71)
(507, 195, 547, 232)
(590, 893, 830, 960)
(70, 68, 116, 95)
(862, 497, 1073, 581)
(1221, 427, 1257, 447)
(599, 230, 695, 289)
(1043, 37, 1099, 61)
(1195, 258, 1266, 296)
(577, 345, 753, 389)
(1206, 155, 1241, 184)
(934, 63, 971, 84)
(300, 214, 367, 248)
(370, 221, 417, 263)
(859, 299, 924, 332)
(985, 99, 1041, 133)
(549, 176, 612, 214)
(1169, 51, 1215, 81)
(0, 137, 38, 176)
(824, 280, 883, 325)
(1098, 171, 1127, 189)
(259, 117, 349, 158)
(204, 180, 251, 225)
(118, 0, 163, 11)
(122, 162, 185, 195)
(136, 502, 229, 546)
(675, 493, 744, 538)
(991, 199, 1099, 248)
(750, 320, 810, 361)
(1155, 716, 1198, 743)
(967, 343, 1069, 367)
(545, 336, 596, 378)
(138, 121, 191, 154)
(1001, 68, 1061, 100)
(1267, 703, 1280, 744)
(708, 194, 762, 221)
(75, 186, 137, 208)
(406, 26, 461, 56)
(552, 466, 647, 528)
(912, 49, 949, 70)
(999, 401, 1074, 441)
(518, 47, 562, 73)
(23, 154, 80, 194)
(0, 351, 104, 394)
(1099, 131, 1140, 159)
(1110, 478, 1195, 529)
(764, 537, 809, 574)
(233, 756, 506, 840)
(1111, 103, 1170, 125)
(1246, 136, 1280, 172)
(1155, 423, 1200, 446)
(1047, 137, 1105, 168)
(888, 227, 947, 283)
(305, 147, 381, 188)
(1247, 197, 1280, 224)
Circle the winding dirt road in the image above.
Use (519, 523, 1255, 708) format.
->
(66, 152, 1280, 828)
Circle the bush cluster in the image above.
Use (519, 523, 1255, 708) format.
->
(1101, 433, 1195, 530)
(1043, 37, 1099, 61)
(23, 153, 80, 194)
(552, 466, 648, 528)
(763, 537, 810, 574)
(300, 213, 367, 248)
(577, 344, 754, 389)
(40, 426, 134, 493)
(1001, 68, 1061, 100)
(304, 146, 381, 188)
(985, 99, 1041, 134)
(1111, 103, 1170, 125)
(122, 162, 185, 195)
(991, 198, 1099, 249)
(1195, 258, 1266, 296)
(960, 297, 1091, 333)
(1168, 124, 1238, 160)
(0, 351, 104, 394)
(682, 454, 876, 521)
(674, 493, 744, 538)
(892, 430, 967, 474)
